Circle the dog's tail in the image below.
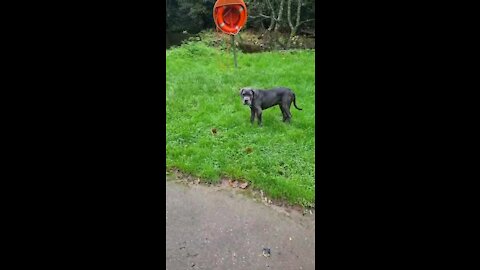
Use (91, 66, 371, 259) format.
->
(292, 93, 303, 110)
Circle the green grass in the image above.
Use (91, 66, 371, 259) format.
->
(166, 42, 315, 207)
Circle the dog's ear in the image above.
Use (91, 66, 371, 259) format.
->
(239, 88, 244, 96)
(251, 89, 255, 97)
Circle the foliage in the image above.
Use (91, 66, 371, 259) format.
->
(167, 0, 216, 33)
(166, 0, 315, 36)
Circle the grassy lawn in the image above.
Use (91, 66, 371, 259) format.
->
(166, 42, 315, 207)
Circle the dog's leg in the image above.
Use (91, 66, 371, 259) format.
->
(287, 97, 294, 122)
(256, 108, 263, 126)
(250, 107, 256, 125)
(281, 104, 292, 123)
(279, 105, 288, 122)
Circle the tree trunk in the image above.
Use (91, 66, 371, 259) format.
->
(287, 0, 293, 30)
(295, 0, 302, 29)
(266, 0, 276, 31)
(274, 0, 285, 32)
(267, 10, 276, 31)
(287, 0, 302, 48)
(286, 0, 293, 48)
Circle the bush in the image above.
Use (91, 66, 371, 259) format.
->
(168, 41, 220, 58)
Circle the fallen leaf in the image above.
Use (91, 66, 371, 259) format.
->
(232, 181, 239, 188)
(221, 179, 230, 187)
(239, 182, 249, 189)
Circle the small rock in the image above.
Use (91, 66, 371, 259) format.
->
(262, 248, 271, 257)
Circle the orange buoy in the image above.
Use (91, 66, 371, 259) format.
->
(213, 0, 248, 35)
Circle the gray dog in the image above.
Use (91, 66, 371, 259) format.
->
(239, 87, 302, 126)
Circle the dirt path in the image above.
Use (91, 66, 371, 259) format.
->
(166, 177, 315, 270)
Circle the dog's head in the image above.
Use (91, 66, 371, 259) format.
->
(239, 87, 255, 106)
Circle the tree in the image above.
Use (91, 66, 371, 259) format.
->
(273, 0, 286, 32)
(166, 0, 315, 50)
(167, 0, 215, 33)
(286, 0, 314, 47)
